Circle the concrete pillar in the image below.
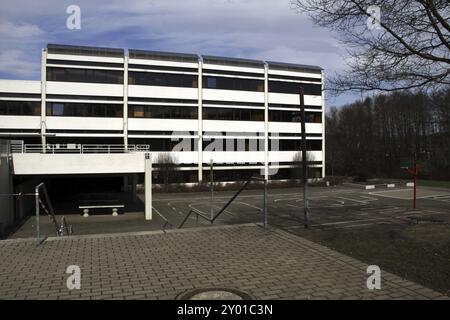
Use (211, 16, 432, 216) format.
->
(40, 49, 47, 152)
(197, 56, 203, 183)
(123, 55, 129, 149)
(264, 63, 269, 180)
(145, 153, 152, 220)
(321, 70, 325, 179)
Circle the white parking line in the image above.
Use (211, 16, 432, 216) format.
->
(287, 201, 345, 209)
(370, 189, 450, 200)
(336, 196, 369, 204)
(313, 217, 389, 226)
(342, 223, 377, 228)
(188, 203, 234, 217)
(234, 201, 262, 211)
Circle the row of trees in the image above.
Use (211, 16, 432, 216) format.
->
(326, 87, 450, 180)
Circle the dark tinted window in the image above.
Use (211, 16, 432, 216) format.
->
(0, 101, 40, 116)
(47, 67, 123, 84)
(207, 77, 217, 88)
(203, 138, 263, 152)
(128, 105, 197, 119)
(269, 110, 322, 123)
(270, 140, 322, 151)
(203, 107, 264, 121)
(203, 76, 264, 92)
(46, 103, 123, 117)
(269, 81, 321, 95)
(129, 72, 198, 88)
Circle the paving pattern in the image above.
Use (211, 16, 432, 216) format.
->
(0, 224, 447, 300)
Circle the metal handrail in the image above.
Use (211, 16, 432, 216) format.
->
(178, 207, 212, 229)
(178, 176, 267, 229)
(35, 183, 55, 245)
(35, 182, 72, 245)
(11, 144, 150, 154)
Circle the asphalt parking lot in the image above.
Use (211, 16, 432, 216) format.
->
(150, 184, 450, 231)
(9, 184, 450, 238)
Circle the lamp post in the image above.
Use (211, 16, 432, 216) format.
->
(299, 87, 309, 228)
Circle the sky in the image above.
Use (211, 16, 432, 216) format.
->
(0, 0, 365, 108)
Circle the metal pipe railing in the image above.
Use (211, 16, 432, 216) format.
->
(178, 176, 268, 229)
(35, 182, 72, 245)
(10, 144, 150, 154)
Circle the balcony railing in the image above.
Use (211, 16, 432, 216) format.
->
(10, 143, 150, 154)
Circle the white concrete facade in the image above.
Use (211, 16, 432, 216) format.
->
(0, 44, 325, 181)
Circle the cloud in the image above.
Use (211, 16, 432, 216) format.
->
(0, 21, 45, 40)
(0, 50, 40, 78)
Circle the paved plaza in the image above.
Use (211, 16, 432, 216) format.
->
(0, 223, 446, 300)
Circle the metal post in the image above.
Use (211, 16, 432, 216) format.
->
(210, 159, 214, 222)
(35, 187, 40, 246)
(263, 63, 269, 180)
(407, 160, 419, 209)
(299, 87, 309, 228)
(145, 153, 152, 220)
(413, 162, 418, 209)
(40, 49, 47, 153)
(198, 56, 203, 183)
(263, 179, 267, 228)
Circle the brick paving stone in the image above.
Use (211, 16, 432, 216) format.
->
(0, 224, 447, 300)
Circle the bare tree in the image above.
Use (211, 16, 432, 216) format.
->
(291, 0, 450, 92)
(324, 87, 450, 180)
(155, 153, 180, 187)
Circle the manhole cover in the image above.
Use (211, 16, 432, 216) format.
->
(176, 288, 252, 300)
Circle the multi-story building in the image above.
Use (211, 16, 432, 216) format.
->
(0, 44, 324, 183)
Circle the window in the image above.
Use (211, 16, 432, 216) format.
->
(203, 76, 264, 92)
(0, 101, 41, 116)
(52, 103, 65, 116)
(308, 140, 322, 151)
(128, 105, 198, 119)
(73, 104, 89, 117)
(69, 68, 86, 82)
(270, 140, 322, 151)
(203, 138, 263, 152)
(269, 110, 322, 123)
(306, 113, 322, 123)
(132, 106, 144, 118)
(207, 77, 217, 88)
(268, 81, 321, 95)
(46, 103, 123, 117)
(203, 107, 264, 121)
(91, 104, 106, 117)
(128, 72, 198, 88)
(46, 67, 123, 84)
